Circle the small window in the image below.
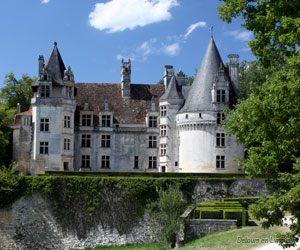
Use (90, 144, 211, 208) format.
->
(217, 90, 226, 103)
(82, 155, 90, 168)
(148, 156, 157, 169)
(40, 85, 50, 97)
(148, 136, 157, 148)
(82, 114, 92, 126)
(134, 156, 139, 169)
(102, 115, 111, 127)
(149, 116, 157, 128)
(23, 117, 30, 126)
(186, 114, 188, 119)
(160, 144, 167, 156)
(81, 134, 91, 148)
(66, 86, 72, 98)
(101, 155, 110, 169)
(101, 135, 111, 148)
(40, 141, 48, 154)
(160, 106, 166, 117)
(175, 161, 178, 167)
(216, 155, 225, 169)
(217, 112, 225, 124)
(40, 118, 49, 132)
(64, 138, 70, 150)
(199, 113, 202, 118)
(216, 133, 225, 147)
(64, 116, 71, 128)
(160, 125, 167, 137)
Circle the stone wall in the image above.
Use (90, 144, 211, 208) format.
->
(0, 178, 269, 250)
(184, 219, 237, 242)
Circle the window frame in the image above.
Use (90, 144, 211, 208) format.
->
(101, 135, 111, 148)
(160, 106, 166, 117)
(81, 134, 91, 148)
(101, 155, 110, 169)
(101, 115, 111, 127)
(160, 144, 167, 156)
(81, 114, 92, 127)
(160, 125, 167, 137)
(148, 135, 157, 148)
(134, 156, 139, 169)
(216, 89, 226, 103)
(40, 118, 49, 132)
(149, 116, 158, 128)
(82, 155, 90, 168)
(217, 112, 225, 125)
(40, 141, 49, 154)
(64, 138, 71, 151)
(216, 133, 225, 147)
(148, 156, 157, 169)
(216, 155, 225, 169)
(64, 116, 71, 128)
(40, 85, 50, 98)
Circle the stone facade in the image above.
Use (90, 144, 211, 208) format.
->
(13, 38, 244, 175)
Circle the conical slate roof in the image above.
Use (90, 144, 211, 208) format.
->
(179, 37, 225, 112)
(160, 76, 184, 101)
(44, 42, 66, 84)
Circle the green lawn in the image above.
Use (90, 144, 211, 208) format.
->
(75, 225, 287, 250)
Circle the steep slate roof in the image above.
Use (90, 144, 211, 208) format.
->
(179, 37, 226, 113)
(160, 76, 184, 101)
(44, 42, 66, 85)
(75, 83, 165, 125)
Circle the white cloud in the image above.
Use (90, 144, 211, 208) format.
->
(228, 30, 252, 42)
(163, 42, 180, 56)
(89, 0, 179, 33)
(184, 21, 206, 39)
(41, 0, 50, 4)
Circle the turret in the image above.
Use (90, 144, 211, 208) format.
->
(121, 59, 131, 98)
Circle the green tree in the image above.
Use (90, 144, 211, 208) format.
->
(218, 0, 300, 69)
(0, 73, 35, 111)
(238, 60, 267, 100)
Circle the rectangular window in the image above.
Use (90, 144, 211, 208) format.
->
(101, 155, 110, 169)
(160, 106, 166, 117)
(82, 114, 91, 126)
(102, 115, 111, 127)
(217, 90, 226, 103)
(160, 125, 167, 137)
(23, 117, 30, 126)
(64, 138, 70, 150)
(101, 135, 111, 148)
(148, 156, 157, 169)
(81, 134, 91, 148)
(40, 118, 49, 132)
(41, 85, 50, 97)
(66, 86, 72, 98)
(82, 155, 90, 168)
(134, 156, 139, 169)
(216, 133, 225, 147)
(148, 136, 157, 148)
(217, 112, 225, 125)
(160, 144, 167, 156)
(149, 116, 157, 128)
(40, 141, 48, 154)
(64, 116, 71, 128)
(216, 155, 225, 169)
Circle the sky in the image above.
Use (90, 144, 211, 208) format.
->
(0, 0, 255, 87)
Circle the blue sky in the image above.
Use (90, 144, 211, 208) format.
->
(0, 0, 255, 87)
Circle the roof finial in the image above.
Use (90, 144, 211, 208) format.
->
(54, 41, 57, 47)
(210, 26, 214, 38)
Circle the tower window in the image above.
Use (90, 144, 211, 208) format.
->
(101, 155, 110, 169)
(66, 86, 72, 98)
(217, 90, 226, 103)
(148, 156, 157, 169)
(64, 138, 70, 151)
(149, 116, 157, 128)
(216, 155, 225, 169)
(40, 85, 50, 97)
(216, 133, 225, 147)
(82, 155, 90, 168)
(148, 136, 157, 148)
(82, 114, 92, 126)
(102, 115, 111, 127)
(101, 135, 111, 148)
(40, 141, 48, 154)
(134, 156, 139, 169)
(40, 118, 49, 132)
(81, 134, 91, 148)
(217, 112, 225, 124)
(64, 116, 71, 128)
(160, 125, 167, 137)
(160, 106, 166, 117)
(160, 144, 167, 156)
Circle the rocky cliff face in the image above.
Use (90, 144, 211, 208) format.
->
(0, 179, 268, 250)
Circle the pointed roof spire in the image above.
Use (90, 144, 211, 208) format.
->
(44, 41, 66, 84)
(179, 37, 226, 112)
(160, 75, 184, 101)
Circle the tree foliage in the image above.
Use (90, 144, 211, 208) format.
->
(218, 0, 300, 69)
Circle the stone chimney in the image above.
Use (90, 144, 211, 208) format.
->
(163, 65, 174, 89)
(121, 59, 131, 98)
(228, 54, 239, 96)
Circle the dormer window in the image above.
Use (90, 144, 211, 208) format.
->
(40, 85, 50, 97)
(149, 116, 157, 128)
(66, 86, 72, 98)
(81, 114, 92, 126)
(43, 74, 48, 80)
(102, 115, 111, 127)
(217, 90, 226, 103)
